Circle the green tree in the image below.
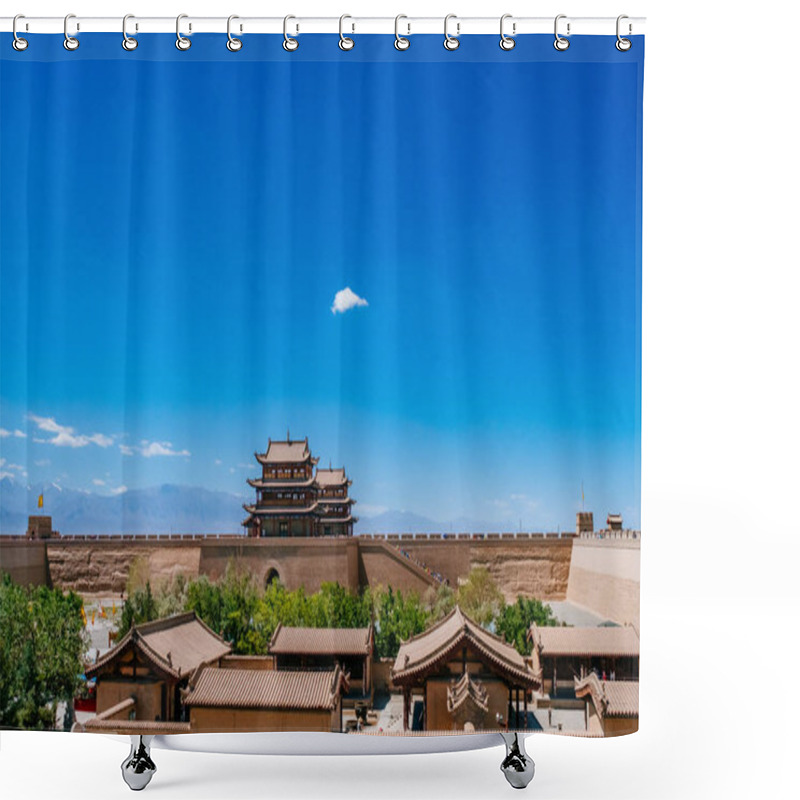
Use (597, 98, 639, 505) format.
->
(117, 581, 158, 636)
(495, 596, 560, 655)
(456, 567, 504, 627)
(372, 586, 429, 659)
(425, 582, 456, 622)
(0, 574, 88, 730)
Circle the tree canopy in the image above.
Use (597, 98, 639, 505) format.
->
(0, 574, 88, 730)
(115, 561, 560, 659)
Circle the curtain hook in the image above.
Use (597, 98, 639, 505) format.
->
(227, 15, 242, 51)
(12, 14, 29, 51)
(176, 14, 191, 50)
(63, 13, 79, 51)
(499, 14, 516, 51)
(283, 15, 299, 51)
(616, 14, 632, 51)
(554, 14, 570, 51)
(443, 14, 460, 51)
(122, 15, 138, 51)
(339, 14, 354, 51)
(394, 15, 410, 51)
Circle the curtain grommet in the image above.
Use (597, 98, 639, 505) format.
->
(283, 15, 299, 51)
(12, 15, 29, 51)
(616, 15, 632, 51)
(122, 15, 138, 51)
(227, 15, 243, 51)
(443, 14, 460, 51)
(554, 15, 571, 51)
(63, 14, 79, 51)
(176, 14, 191, 51)
(499, 14, 516, 51)
(339, 15, 354, 51)
(394, 15, 410, 51)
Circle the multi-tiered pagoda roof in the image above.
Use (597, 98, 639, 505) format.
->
(242, 435, 357, 537)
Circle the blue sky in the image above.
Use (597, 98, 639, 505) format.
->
(0, 34, 643, 530)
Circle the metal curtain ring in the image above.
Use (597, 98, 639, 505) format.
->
(443, 14, 460, 51)
(227, 15, 242, 51)
(176, 14, 191, 50)
(554, 14, 570, 51)
(394, 14, 410, 50)
(616, 14, 632, 51)
(12, 14, 28, 51)
(339, 14, 354, 51)
(283, 15, 299, 51)
(63, 13, 79, 51)
(499, 14, 515, 50)
(122, 14, 138, 51)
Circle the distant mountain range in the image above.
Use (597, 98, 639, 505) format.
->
(0, 478, 245, 535)
(0, 477, 510, 536)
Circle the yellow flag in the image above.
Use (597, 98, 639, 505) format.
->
(38, 493, 43, 509)
(112, 601, 116, 616)
(91, 611, 96, 625)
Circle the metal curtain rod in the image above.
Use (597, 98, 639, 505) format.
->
(1, 16, 645, 36)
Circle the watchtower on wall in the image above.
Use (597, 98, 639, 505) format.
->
(576, 512, 594, 537)
(242, 435, 357, 538)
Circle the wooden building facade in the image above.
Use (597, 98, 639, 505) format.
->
(392, 607, 539, 733)
(269, 624, 373, 702)
(183, 664, 348, 733)
(529, 624, 640, 697)
(83, 612, 232, 728)
(242, 436, 357, 538)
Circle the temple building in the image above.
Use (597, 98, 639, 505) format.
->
(242, 435, 357, 537)
(529, 624, 640, 697)
(183, 664, 348, 733)
(391, 606, 540, 732)
(574, 674, 639, 736)
(82, 612, 232, 732)
(269, 624, 373, 702)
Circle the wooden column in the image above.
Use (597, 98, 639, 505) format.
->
(403, 688, 410, 732)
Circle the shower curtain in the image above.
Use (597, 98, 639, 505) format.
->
(0, 30, 643, 738)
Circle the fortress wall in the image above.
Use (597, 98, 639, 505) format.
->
(566, 538, 640, 626)
(44, 537, 362, 595)
(397, 539, 573, 601)
(197, 538, 361, 593)
(45, 540, 198, 594)
(357, 541, 439, 595)
(0, 539, 49, 587)
(31, 534, 573, 602)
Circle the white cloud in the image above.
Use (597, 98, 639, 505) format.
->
(215, 459, 222, 465)
(110, 485, 128, 495)
(140, 441, 190, 458)
(119, 440, 190, 458)
(331, 287, 368, 315)
(0, 428, 26, 438)
(92, 479, 106, 486)
(28, 414, 113, 449)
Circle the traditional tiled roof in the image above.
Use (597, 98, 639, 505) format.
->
(85, 612, 231, 680)
(530, 624, 639, 658)
(447, 672, 489, 714)
(392, 606, 537, 688)
(248, 475, 316, 489)
(243, 502, 319, 516)
(256, 438, 317, 465)
(574, 674, 639, 718)
(184, 666, 346, 711)
(316, 515, 356, 525)
(269, 624, 372, 657)
(315, 468, 349, 487)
